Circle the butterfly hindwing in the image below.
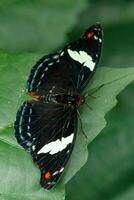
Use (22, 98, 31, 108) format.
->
(14, 100, 77, 189)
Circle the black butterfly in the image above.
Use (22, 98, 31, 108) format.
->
(14, 23, 102, 190)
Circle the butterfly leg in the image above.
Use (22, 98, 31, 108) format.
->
(77, 110, 87, 139)
(84, 101, 93, 111)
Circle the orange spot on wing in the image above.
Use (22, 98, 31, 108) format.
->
(26, 99, 33, 103)
(43, 171, 52, 180)
(87, 31, 94, 39)
(28, 91, 40, 101)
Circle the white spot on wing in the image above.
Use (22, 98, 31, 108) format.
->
(26, 141, 32, 146)
(53, 54, 59, 59)
(52, 167, 64, 176)
(41, 73, 45, 79)
(44, 58, 50, 62)
(94, 35, 98, 40)
(19, 103, 27, 135)
(29, 62, 43, 90)
(67, 49, 95, 71)
(67, 150, 70, 154)
(37, 133, 74, 155)
(27, 132, 31, 137)
(60, 51, 64, 56)
(32, 145, 36, 151)
(48, 181, 56, 185)
(48, 62, 53, 66)
(59, 167, 64, 173)
(44, 67, 48, 71)
(53, 171, 59, 176)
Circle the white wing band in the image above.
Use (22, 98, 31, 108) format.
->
(67, 49, 95, 71)
(37, 133, 74, 155)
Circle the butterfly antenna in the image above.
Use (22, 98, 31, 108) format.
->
(77, 110, 87, 139)
(84, 84, 104, 98)
(84, 101, 93, 111)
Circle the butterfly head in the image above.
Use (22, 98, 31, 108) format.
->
(76, 95, 85, 107)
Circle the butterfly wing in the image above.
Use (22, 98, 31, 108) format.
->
(65, 23, 102, 91)
(27, 52, 76, 96)
(27, 24, 102, 96)
(15, 23, 102, 190)
(14, 100, 77, 189)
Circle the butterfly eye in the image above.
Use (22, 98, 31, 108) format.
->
(86, 31, 94, 39)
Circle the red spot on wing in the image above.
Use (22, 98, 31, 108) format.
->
(87, 31, 94, 39)
(43, 171, 52, 180)
(28, 91, 40, 101)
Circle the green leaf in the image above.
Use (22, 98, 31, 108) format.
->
(0, 49, 134, 199)
(0, 129, 65, 200)
(0, 0, 86, 53)
(66, 89, 134, 200)
(82, 67, 134, 143)
(63, 67, 134, 183)
(0, 51, 42, 128)
(0, 51, 65, 200)
(65, 1, 134, 199)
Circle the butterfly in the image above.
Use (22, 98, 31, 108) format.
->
(14, 23, 102, 190)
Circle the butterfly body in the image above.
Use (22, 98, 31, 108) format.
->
(14, 24, 102, 190)
(39, 93, 84, 107)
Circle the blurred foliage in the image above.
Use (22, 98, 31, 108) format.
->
(0, 128, 65, 200)
(0, 0, 85, 53)
(66, 1, 134, 200)
(66, 97, 134, 200)
(0, 0, 134, 200)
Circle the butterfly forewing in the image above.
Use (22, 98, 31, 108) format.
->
(65, 23, 102, 91)
(27, 24, 102, 95)
(14, 23, 102, 190)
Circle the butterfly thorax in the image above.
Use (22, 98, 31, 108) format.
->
(40, 94, 85, 107)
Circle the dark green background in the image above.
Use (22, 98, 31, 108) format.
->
(0, 1, 134, 199)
